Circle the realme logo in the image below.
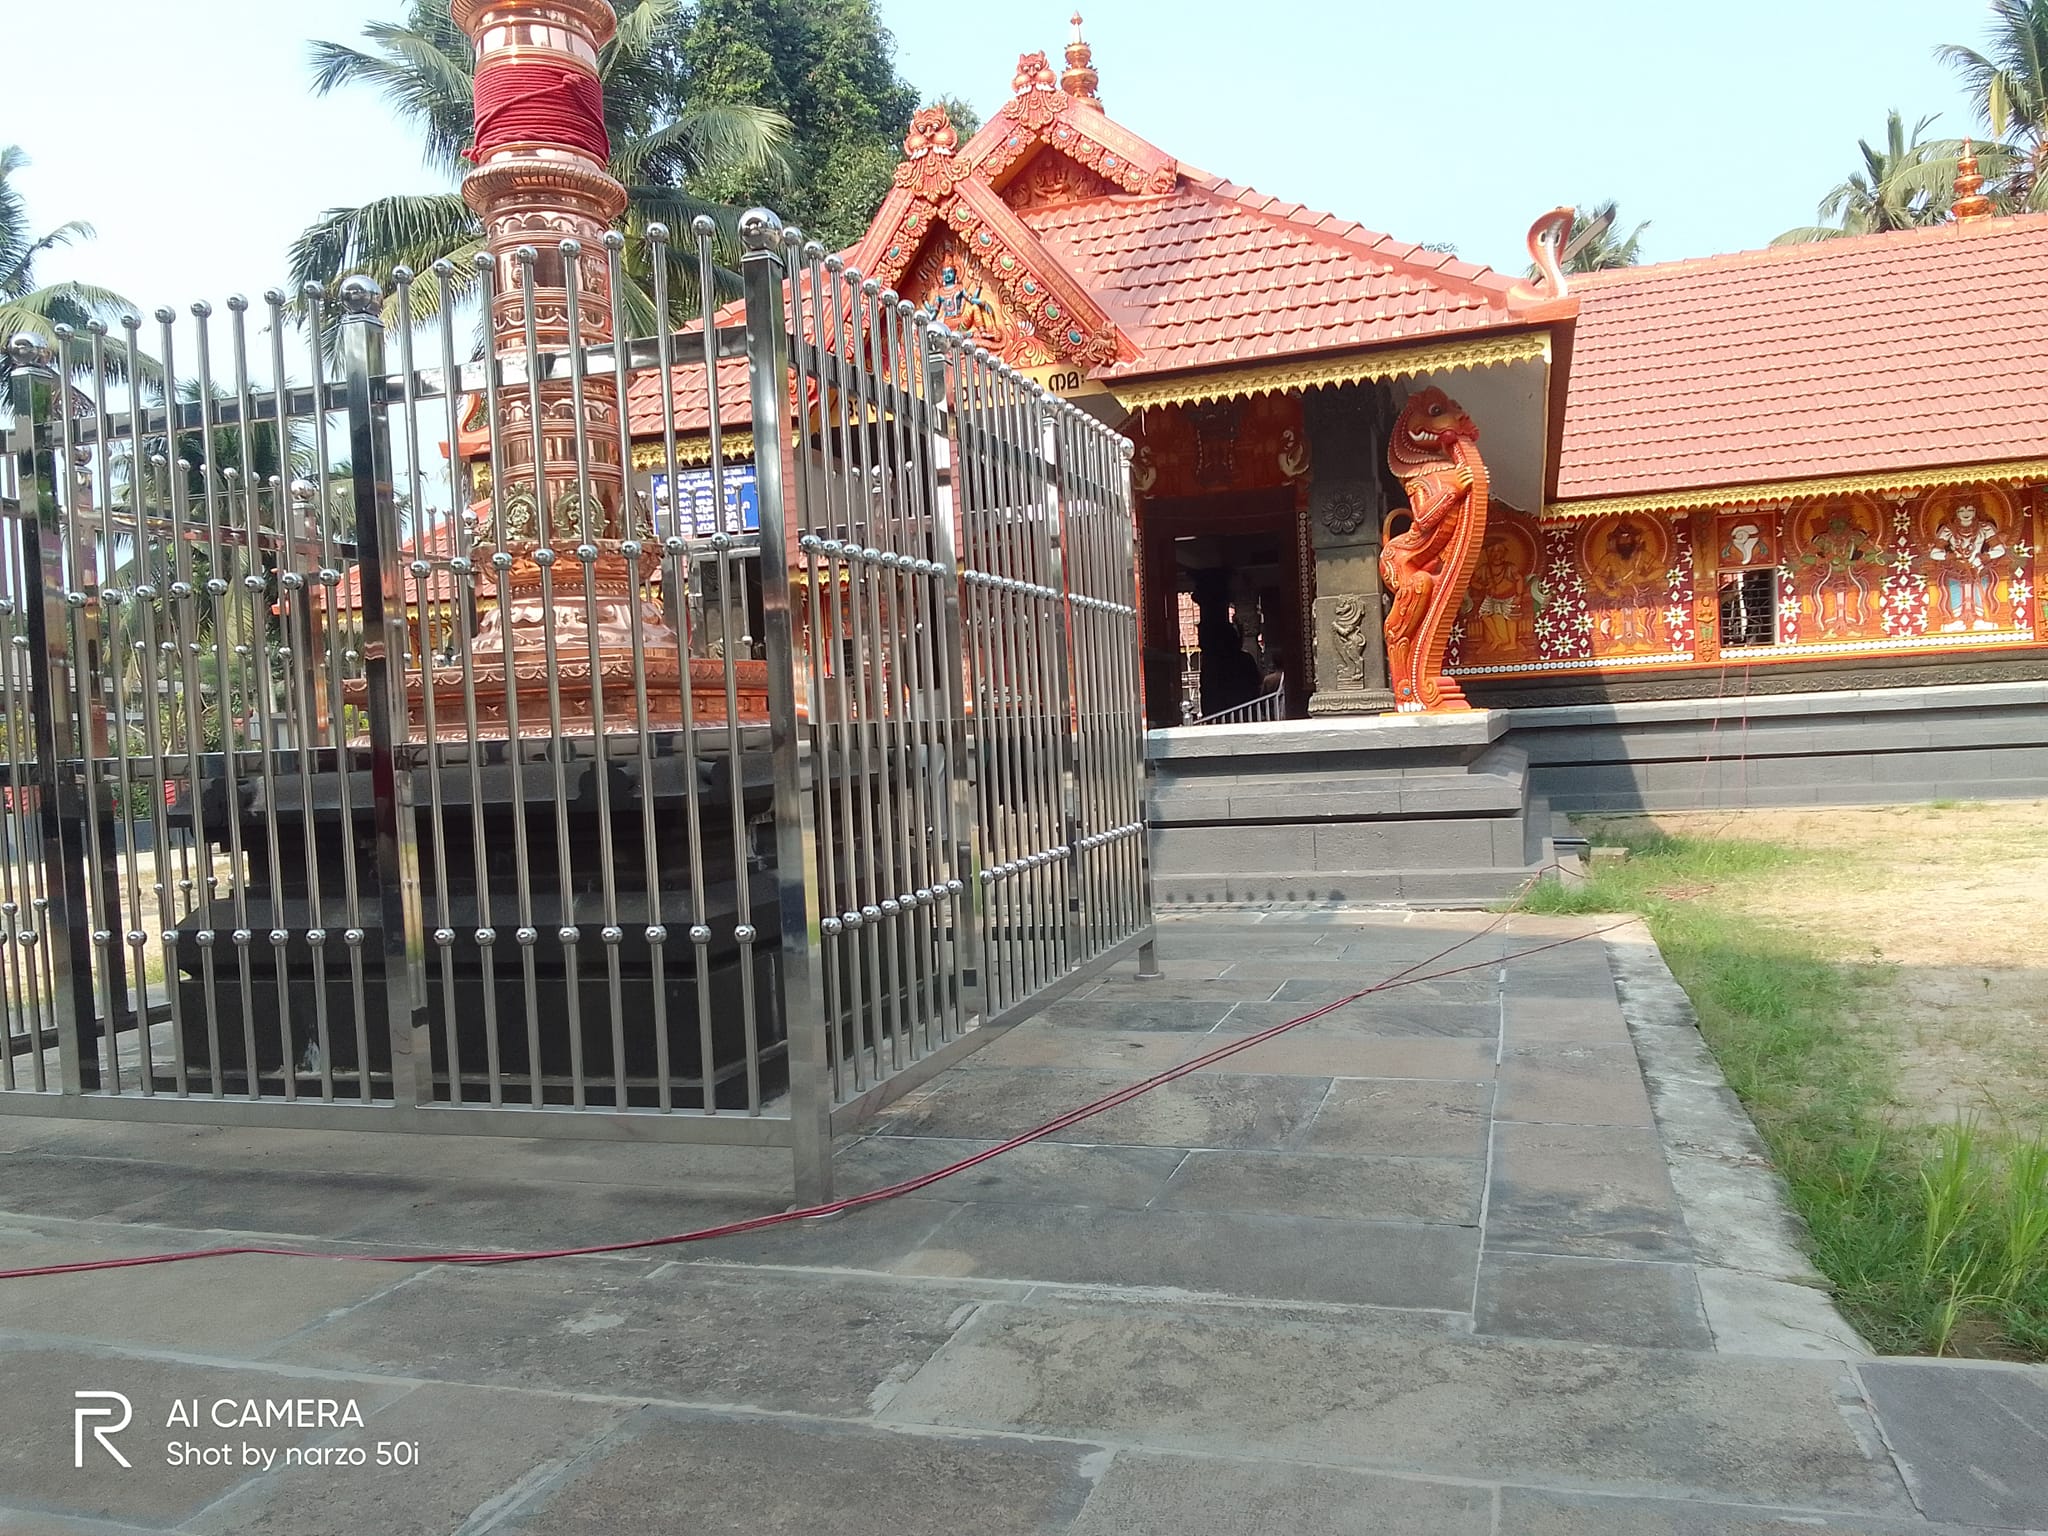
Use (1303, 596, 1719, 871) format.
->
(73, 1391, 133, 1469)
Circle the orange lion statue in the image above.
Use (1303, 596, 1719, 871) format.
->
(1379, 387, 1489, 712)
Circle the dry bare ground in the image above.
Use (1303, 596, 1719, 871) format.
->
(1601, 801, 2048, 1131)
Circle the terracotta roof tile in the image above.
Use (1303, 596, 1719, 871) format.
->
(623, 353, 751, 442)
(1016, 181, 1538, 379)
(1554, 214, 2048, 500)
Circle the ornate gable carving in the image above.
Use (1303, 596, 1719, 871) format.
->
(849, 28, 1174, 374)
(1005, 148, 1118, 211)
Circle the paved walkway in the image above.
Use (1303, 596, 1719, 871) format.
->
(2, 912, 2045, 1534)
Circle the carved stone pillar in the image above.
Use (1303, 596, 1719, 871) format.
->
(1305, 384, 1396, 714)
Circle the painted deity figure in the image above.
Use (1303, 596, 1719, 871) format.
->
(1379, 387, 1488, 711)
(1799, 509, 1882, 637)
(1462, 531, 1535, 660)
(1587, 519, 1665, 648)
(931, 262, 1006, 347)
(1928, 502, 2007, 631)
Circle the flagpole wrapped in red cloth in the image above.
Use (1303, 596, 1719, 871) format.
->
(463, 62, 610, 164)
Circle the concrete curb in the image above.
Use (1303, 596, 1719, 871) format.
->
(1601, 918, 1874, 1360)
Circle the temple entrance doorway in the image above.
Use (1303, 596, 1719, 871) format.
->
(1138, 487, 1308, 726)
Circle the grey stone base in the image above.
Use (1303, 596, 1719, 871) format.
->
(1147, 713, 1550, 910)
(1307, 686, 1396, 715)
(1151, 865, 1549, 909)
(1508, 678, 2048, 813)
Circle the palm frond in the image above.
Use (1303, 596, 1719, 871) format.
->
(289, 193, 479, 295)
(607, 0, 684, 69)
(1770, 226, 1853, 246)
(613, 103, 792, 187)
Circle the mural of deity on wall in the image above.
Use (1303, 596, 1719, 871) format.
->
(1920, 486, 2018, 632)
(1789, 498, 1888, 641)
(1580, 513, 1672, 657)
(1454, 511, 1543, 666)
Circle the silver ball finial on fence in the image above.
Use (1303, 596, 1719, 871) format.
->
(7, 334, 41, 365)
(339, 275, 383, 315)
(738, 208, 783, 252)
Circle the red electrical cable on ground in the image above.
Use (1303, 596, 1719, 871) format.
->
(464, 63, 610, 165)
(0, 898, 1626, 1283)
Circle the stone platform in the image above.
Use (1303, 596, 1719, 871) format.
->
(1146, 712, 1551, 907)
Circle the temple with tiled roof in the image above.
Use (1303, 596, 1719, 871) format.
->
(521, 21, 2048, 729)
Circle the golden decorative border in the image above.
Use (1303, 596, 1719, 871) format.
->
(1547, 458, 2048, 519)
(630, 432, 756, 471)
(1108, 331, 1552, 413)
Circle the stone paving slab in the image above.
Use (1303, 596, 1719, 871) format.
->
(1503, 991, 1635, 1044)
(1495, 1043, 1658, 1128)
(1218, 997, 1502, 1037)
(497, 1410, 1101, 1536)
(1476, 1252, 1713, 1350)
(1858, 1362, 2048, 1529)
(1302, 1079, 1494, 1158)
(1073, 974, 1285, 1002)
(837, 1136, 1187, 1208)
(1155, 1149, 1483, 1224)
(877, 1300, 1917, 1515)
(268, 1261, 984, 1416)
(1033, 998, 1239, 1031)
(959, 1025, 1212, 1074)
(873, 1068, 1330, 1150)
(894, 1203, 1479, 1309)
(1067, 1451, 1495, 1536)
(1486, 1121, 1693, 1262)
(1494, 1487, 1990, 1535)
(1192, 1033, 1497, 1080)
(0, 1219, 407, 1356)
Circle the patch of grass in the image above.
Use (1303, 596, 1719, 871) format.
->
(1525, 827, 2048, 1359)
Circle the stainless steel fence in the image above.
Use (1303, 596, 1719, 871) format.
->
(0, 209, 1152, 1198)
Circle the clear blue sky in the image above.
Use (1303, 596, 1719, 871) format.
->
(8, 0, 2003, 320)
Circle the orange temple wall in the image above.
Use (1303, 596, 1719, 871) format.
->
(1444, 483, 2045, 679)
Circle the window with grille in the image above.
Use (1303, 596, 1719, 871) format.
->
(1718, 567, 1777, 647)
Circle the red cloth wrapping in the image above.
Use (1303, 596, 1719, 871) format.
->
(463, 62, 610, 164)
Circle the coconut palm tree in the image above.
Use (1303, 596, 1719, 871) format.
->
(0, 145, 133, 383)
(289, 0, 793, 334)
(1938, 0, 2048, 207)
(1773, 112, 1988, 244)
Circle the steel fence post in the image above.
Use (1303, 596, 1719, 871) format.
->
(1117, 436, 1161, 978)
(740, 210, 833, 1202)
(925, 333, 985, 1028)
(338, 281, 430, 1108)
(8, 338, 94, 1092)
(1042, 411, 1084, 968)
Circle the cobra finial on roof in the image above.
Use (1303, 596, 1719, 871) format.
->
(1062, 13, 1101, 107)
(1953, 139, 1993, 222)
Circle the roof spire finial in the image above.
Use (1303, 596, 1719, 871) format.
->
(1062, 12, 1101, 108)
(1952, 138, 1992, 222)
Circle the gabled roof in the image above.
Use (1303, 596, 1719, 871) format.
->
(1553, 212, 2048, 504)
(842, 33, 1564, 389)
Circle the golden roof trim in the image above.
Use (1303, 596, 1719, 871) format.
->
(630, 431, 756, 471)
(1547, 457, 2048, 518)
(1109, 331, 1551, 412)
